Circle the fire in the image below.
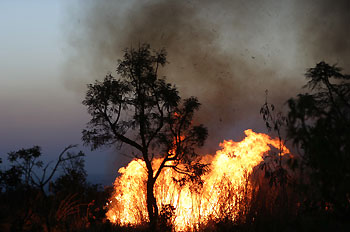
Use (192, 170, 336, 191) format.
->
(106, 129, 290, 230)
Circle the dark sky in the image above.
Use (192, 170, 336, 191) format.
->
(1, 0, 349, 185)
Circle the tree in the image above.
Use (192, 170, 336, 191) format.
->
(0, 145, 84, 195)
(0, 145, 84, 231)
(287, 61, 350, 217)
(3, 145, 84, 194)
(260, 90, 290, 187)
(82, 44, 208, 228)
(51, 150, 87, 195)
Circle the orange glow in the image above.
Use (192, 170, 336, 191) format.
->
(106, 129, 290, 231)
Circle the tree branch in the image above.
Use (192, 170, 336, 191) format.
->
(40, 145, 80, 187)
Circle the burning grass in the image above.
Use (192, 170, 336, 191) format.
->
(106, 129, 291, 231)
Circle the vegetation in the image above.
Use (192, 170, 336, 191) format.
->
(0, 145, 111, 231)
(287, 61, 350, 219)
(1, 40, 349, 231)
(82, 44, 208, 229)
(250, 61, 350, 231)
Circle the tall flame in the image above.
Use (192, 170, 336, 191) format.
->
(106, 129, 290, 230)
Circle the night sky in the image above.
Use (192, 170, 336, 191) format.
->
(1, 0, 349, 185)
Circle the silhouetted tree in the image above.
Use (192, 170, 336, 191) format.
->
(82, 44, 208, 229)
(50, 152, 109, 231)
(287, 61, 350, 218)
(260, 90, 290, 187)
(4, 145, 83, 194)
(257, 91, 301, 227)
(0, 145, 84, 231)
(52, 151, 87, 195)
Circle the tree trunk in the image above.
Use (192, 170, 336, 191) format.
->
(146, 174, 158, 230)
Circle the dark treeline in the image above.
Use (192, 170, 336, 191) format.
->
(1, 44, 349, 231)
(0, 145, 113, 232)
(243, 61, 350, 232)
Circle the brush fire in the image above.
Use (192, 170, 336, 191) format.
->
(106, 129, 291, 231)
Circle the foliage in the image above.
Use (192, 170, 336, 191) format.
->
(260, 90, 291, 187)
(159, 204, 175, 231)
(82, 43, 208, 228)
(287, 61, 350, 217)
(1, 145, 84, 193)
(0, 146, 109, 232)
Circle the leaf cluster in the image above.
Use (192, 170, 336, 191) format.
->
(287, 61, 350, 215)
(82, 44, 208, 179)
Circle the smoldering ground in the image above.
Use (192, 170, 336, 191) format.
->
(62, 0, 349, 154)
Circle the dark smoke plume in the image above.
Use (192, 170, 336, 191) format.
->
(63, 0, 349, 153)
(295, 0, 350, 66)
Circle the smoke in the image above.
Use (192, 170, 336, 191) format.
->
(294, 0, 350, 68)
(62, 0, 349, 152)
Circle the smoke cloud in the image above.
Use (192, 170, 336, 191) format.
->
(62, 0, 349, 152)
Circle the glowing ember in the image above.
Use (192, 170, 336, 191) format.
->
(106, 129, 290, 230)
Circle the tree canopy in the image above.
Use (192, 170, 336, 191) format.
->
(287, 61, 350, 217)
(82, 44, 208, 227)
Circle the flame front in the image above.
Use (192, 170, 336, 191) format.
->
(106, 129, 290, 230)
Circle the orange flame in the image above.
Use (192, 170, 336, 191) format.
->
(106, 129, 290, 230)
